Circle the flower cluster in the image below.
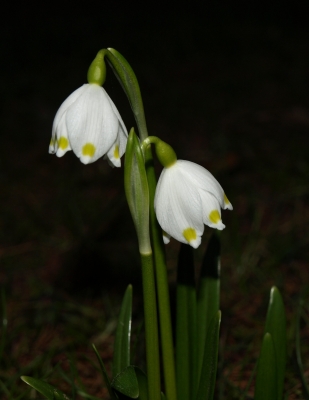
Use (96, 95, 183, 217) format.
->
(49, 51, 232, 248)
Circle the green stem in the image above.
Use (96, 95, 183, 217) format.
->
(141, 253, 161, 400)
(146, 149, 177, 400)
(106, 48, 177, 399)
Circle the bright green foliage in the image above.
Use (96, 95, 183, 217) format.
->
(113, 285, 133, 378)
(21, 376, 69, 400)
(254, 333, 277, 400)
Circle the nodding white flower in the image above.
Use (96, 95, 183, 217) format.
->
(49, 83, 128, 166)
(154, 160, 233, 248)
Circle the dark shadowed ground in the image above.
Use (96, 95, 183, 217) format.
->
(1, 2, 309, 399)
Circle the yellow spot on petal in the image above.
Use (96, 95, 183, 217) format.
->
(183, 227, 197, 243)
(82, 143, 96, 157)
(224, 193, 230, 205)
(209, 210, 221, 224)
(58, 136, 69, 150)
(49, 138, 55, 147)
(113, 145, 119, 159)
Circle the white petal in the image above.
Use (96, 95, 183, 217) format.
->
(155, 164, 204, 246)
(106, 135, 121, 167)
(54, 113, 72, 157)
(66, 84, 119, 164)
(50, 85, 87, 155)
(51, 85, 88, 141)
(105, 90, 128, 138)
(200, 191, 226, 230)
(177, 160, 228, 209)
(162, 231, 171, 244)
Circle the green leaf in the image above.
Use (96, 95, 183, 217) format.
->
(264, 286, 286, 400)
(92, 344, 117, 400)
(124, 129, 151, 254)
(197, 233, 220, 384)
(112, 366, 139, 398)
(196, 311, 221, 400)
(135, 367, 148, 400)
(254, 333, 277, 400)
(176, 244, 197, 400)
(113, 285, 133, 378)
(21, 376, 69, 400)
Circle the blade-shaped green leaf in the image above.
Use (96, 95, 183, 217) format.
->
(124, 130, 150, 255)
(176, 244, 197, 400)
(197, 233, 220, 384)
(21, 376, 69, 400)
(196, 311, 221, 400)
(92, 344, 117, 400)
(113, 285, 133, 378)
(254, 333, 277, 400)
(264, 286, 286, 400)
(112, 365, 139, 398)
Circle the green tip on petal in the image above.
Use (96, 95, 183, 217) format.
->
(87, 49, 107, 86)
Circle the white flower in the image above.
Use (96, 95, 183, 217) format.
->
(154, 160, 233, 248)
(49, 83, 128, 166)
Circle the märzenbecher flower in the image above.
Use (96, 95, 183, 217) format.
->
(141, 136, 233, 248)
(154, 160, 233, 248)
(49, 50, 128, 166)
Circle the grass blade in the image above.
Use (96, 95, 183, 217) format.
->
(254, 333, 277, 400)
(264, 286, 286, 399)
(196, 311, 221, 400)
(92, 344, 117, 400)
(112, 284, 133, 378)
(21, 376, 69, 400)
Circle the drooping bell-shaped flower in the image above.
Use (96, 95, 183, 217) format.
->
(143, 137, 233, 248)
(49, 50, 128, 166)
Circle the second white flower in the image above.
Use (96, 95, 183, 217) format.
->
(154, 160, 233, 248)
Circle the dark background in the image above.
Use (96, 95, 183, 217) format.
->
(1, 2, 309, 398)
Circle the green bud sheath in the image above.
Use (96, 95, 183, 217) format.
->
(87, 49, 107, 86)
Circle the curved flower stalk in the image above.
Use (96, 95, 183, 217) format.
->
(142, 137, 233, 248)
(49, 50, 128, 166)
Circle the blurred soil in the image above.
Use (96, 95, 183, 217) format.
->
(1, 2, 309, 399)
